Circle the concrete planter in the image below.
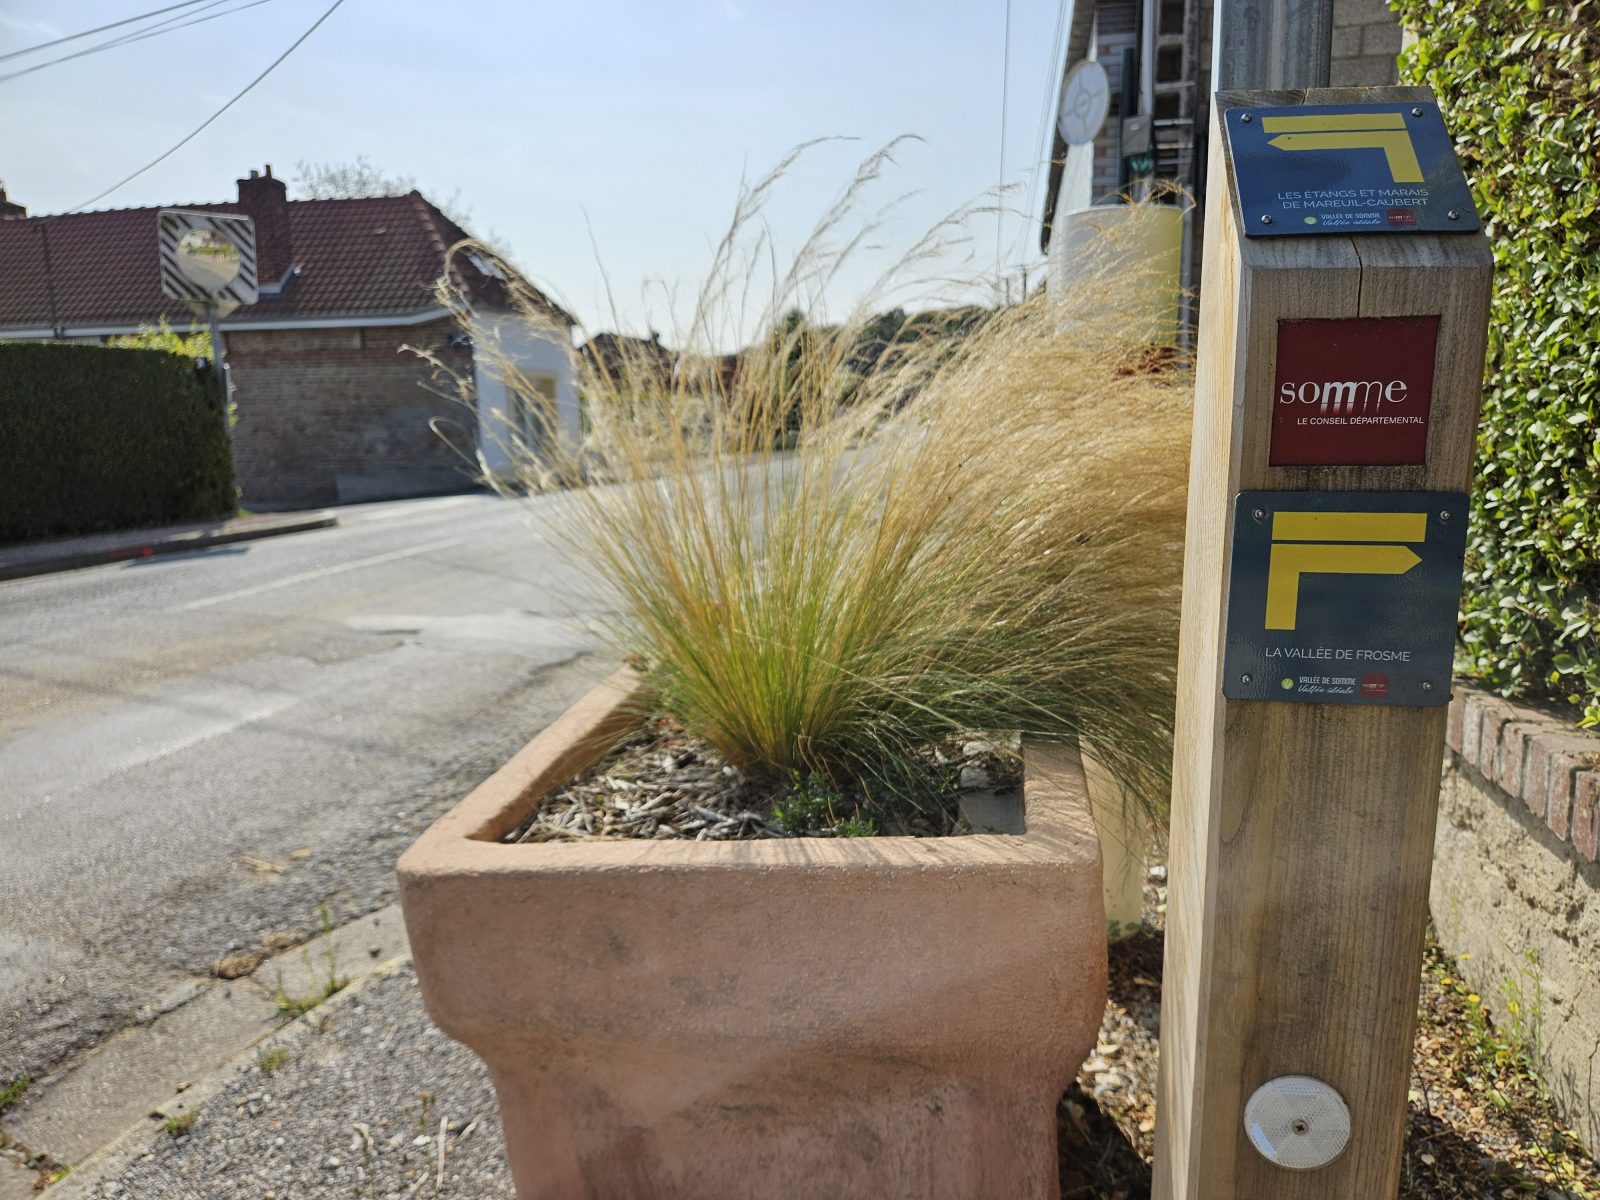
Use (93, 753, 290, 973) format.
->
(398, 669, 1107, 1199)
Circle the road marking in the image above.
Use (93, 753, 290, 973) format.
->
(175, 536, 464, 611)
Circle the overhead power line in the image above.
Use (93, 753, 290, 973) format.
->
(66, 0, 350, 214)
(0, 0, 280, 86)
(0, 0, 214, 63)
(995, 0, 1013, 299)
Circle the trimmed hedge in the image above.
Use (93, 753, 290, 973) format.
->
(0, 343, 235, 543)
(1394, 0, 1600, 727)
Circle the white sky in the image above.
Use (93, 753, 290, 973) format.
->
(1, 0, 1069, 343)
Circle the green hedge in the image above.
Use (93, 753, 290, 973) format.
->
(0, 343, 235, 543)
(1393, 1, 1600, 727)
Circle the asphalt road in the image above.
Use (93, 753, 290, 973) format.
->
(0, 493, 615, 1087)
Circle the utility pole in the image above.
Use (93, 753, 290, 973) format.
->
(204, 301, 230, 442)
(1212, 0, 1336, 90)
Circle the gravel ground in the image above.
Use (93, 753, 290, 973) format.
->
(1056, 862, 1600, 1199)
(85, 858, 1599, 1199)
(94, 965, 512, 1199)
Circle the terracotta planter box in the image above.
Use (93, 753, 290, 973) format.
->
(398, 669, 1108, 1199)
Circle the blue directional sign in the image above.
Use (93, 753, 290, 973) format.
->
(1226, 102, 1478, 237)
(1222, 491, 1470, 707)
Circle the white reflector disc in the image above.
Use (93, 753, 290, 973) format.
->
(1243, 1075, 1351, 1170)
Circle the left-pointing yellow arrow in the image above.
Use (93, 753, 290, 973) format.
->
(1266, 543, 1423, 630)
(1267, 129, 1424, 184)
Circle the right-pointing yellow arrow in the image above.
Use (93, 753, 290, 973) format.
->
(1266, 543, 1423, 630)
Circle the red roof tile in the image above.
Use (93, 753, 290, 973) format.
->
(0, 187, 566, 332)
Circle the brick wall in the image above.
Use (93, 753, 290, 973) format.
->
(1433, 685, 1600, 1152)
(226, 320, 477, 509)
(1331, 0, 1403, 86)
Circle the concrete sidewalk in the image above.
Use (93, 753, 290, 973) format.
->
(0, 511, 338, 582)
(49, 961, 511, 1200)
(3, 907, 511, 1199)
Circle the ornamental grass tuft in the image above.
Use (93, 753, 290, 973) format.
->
(430, 147, 1190, 821)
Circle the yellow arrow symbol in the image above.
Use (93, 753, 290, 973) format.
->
(1265, 129, 1424, 184)
(1265, 543, 1423, 630)
(1273, 510, 1428, 543)
(1261, 112, 1407, 133)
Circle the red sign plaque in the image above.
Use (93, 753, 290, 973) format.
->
(1270, 316, 1439, 466)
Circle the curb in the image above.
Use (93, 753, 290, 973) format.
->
(0, 514, 339, 583)
(2, 903, 409, 1196)
(42, 955, 415, 1200)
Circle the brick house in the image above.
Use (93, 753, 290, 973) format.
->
(0, 167, 577, 508)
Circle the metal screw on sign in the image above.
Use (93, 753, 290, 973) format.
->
(1260, 215, 1274, 226)
(1252, 507, 1267, 521)
(1411, 106, 1424, 117)
(1439, 510, 1452, 522)
(1448, 210, 1462, 221)
(1241, 113, 1253, 123)
(1240, 673, 1253, 685)
(1421, 681, 1434, 692)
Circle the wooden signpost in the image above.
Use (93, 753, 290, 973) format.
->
(1154, 86, 1492, 1198)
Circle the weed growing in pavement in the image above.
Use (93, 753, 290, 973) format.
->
(0, 1077, 29, 1113)
(269, 904, 347, 1024)
(163, 1112, 197, 1137)
(426, 143, 1189, 825)
(256, 1046, 291, 1074)
(415, 1090, 437, 1131)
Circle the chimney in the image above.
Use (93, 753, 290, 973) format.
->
(236, 164, 290, 281)
(0, 187, 25, 218)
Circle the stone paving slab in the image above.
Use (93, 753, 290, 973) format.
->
(265, 905, 411, 1005)
(0, 1154, 39, 1200)
(5, 982, 280, 1167)
(2, 905, 413, 1190)
(55, 961, 513, 1199)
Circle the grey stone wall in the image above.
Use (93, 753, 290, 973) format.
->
(1433, 687, 1600, 1153)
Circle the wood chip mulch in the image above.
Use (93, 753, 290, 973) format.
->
(501, 719, 1022, 844)
(1056, 864, 1599, 1198)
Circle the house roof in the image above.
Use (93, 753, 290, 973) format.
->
(0, 180, 570, 333)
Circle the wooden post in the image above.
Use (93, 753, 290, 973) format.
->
(1154, 86, 1492, 1198)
